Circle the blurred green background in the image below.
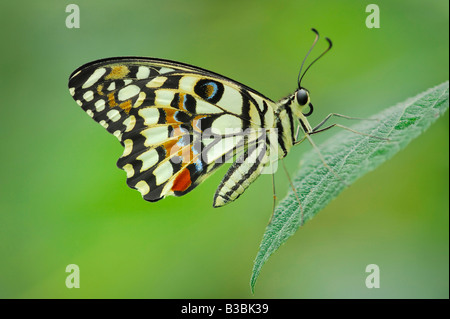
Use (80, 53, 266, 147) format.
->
(0, 0, 448, 298)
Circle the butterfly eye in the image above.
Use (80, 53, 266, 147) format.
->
(296, 89, 309, 106)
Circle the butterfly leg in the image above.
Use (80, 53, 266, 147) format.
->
(312, 113, 378, 132)
(267, 160, 278, 225)
(281, 159, 305, 226)
(293, 134, 308, 146)
(310, 123, 389, 141)
(294, 129, 343, 180)
(272, 172, 277, 209)
(304, 134, 348, 186)
(311, 113, 389, 140)
(297, 121, 388, 188)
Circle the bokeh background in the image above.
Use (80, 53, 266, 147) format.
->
(0, 0, 448, 298)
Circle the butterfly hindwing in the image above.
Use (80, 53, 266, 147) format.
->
(69, 57, 276, 204)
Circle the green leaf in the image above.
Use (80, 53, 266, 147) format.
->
(250, 81, 449, 292)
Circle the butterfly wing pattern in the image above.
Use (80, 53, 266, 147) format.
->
(68, 57, 282, 207)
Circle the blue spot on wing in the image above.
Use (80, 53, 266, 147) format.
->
(194, 158, 204, 171)
(174, 110, 191, 123)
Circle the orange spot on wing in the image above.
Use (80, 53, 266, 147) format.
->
(119, 100, 132, 114)
(97, 84, 104, 96)
(164, 126, 193, 163)
(162, 139, 179, 154)
(105, 65, 130, 80)
(205, 84, 214, 98)
(178, 93, 185, 109)
(107, 92, 117, 107)
(163, 108, 181, 124)
(171, 125, 186, 137)
(192, 115, 209, 133)
(172, 169, 192, 192)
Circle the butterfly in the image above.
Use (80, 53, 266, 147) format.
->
(68, 29, 340, 208)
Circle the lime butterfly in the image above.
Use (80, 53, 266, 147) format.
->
(68, 29, 342, 207)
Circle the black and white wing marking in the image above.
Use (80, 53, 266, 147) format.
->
(68, 57, 277, 206)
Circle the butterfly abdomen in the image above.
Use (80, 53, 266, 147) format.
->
(213, 137, 271, 207)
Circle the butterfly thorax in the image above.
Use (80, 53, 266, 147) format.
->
(274, 93, 313, 159)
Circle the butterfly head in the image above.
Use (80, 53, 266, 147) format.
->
(295, 87, 313, 117)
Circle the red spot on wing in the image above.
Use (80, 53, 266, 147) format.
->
(172, 169, 192, 192)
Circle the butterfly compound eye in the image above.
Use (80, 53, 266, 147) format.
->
(296, 89, 309, 106)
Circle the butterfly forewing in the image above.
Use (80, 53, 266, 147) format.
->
(69, 57, 277, 204)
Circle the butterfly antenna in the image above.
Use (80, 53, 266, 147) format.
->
(298, 33, 333, 87)
(297, 28, 320, 89)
